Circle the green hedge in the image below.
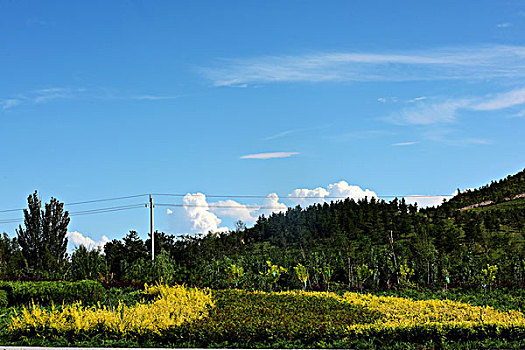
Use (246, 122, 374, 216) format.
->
(0, 280, 105, 305)
(0, 290, 7, 308)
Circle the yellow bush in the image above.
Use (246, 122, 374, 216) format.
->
(341, 292, 525, 331)
(8, 283, 214, 337)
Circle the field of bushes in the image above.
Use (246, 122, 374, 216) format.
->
(0, 280, 524, 349)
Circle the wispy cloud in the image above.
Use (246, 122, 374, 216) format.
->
(423, 128, 491, 146)
(240, 152, 299, 159)
(496, 22, 512, 28)
(132, 94, 180, 101)
(1, 99, 21, 110)
(407, 96, 427, 103)
(513, 110, 525, 118)
(264, 130, 295, 140)
(471, 88, 525, 111)
(392, 141, 418, 146)
(388, 87, 525, 125)
(0, 88, 181, 111)
(387, 99, 471, 125)
(202, 45, 525, 86)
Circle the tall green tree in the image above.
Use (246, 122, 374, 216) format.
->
(16, 191, 70, 276)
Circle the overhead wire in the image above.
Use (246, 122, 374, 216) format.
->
(0, 191, 456, 223)
(153, 193, 454, 199)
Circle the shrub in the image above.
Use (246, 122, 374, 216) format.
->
(0, 289, 7, 308)
(8, 283, 214, 341)
(0, 280, 105, 305)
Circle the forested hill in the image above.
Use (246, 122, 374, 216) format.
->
(434, 168, 525, 212)
(100, 167, 525, 289)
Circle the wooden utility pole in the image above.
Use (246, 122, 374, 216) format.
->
(149, 194, 155, 260)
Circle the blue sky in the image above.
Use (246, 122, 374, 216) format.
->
(1, 1, 524, 249)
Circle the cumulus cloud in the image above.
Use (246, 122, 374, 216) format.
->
(66, 231, 109, 251)
(259, 193, 288, 217)
(241, 152, 299, 159)
(211, 199, 259, 222)
(180, 193, 229, 235)
(289, 181, 377, 207)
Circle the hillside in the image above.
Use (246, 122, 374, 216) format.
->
(158, 168, 525, 290)
(436, 168, 525, 212)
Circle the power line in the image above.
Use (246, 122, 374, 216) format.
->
(69, 204, 146, 216)
(0, 194, 148, 214)
(65, 194, 148, 206)
(153, 193, 454, 199)
(0, 204, 146, 224)
(156, 203, 286, 210)
(0, 192, 455, 217)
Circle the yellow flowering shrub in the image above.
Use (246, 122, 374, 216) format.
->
(8, 283, 214, 338)
(340, 292, 525, 332)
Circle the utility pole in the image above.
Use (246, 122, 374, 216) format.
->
(149, 194, 155, 261)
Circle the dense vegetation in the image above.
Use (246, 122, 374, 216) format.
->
(0, 167, 523, 348)
(0, 169, 523, 294)
(1, 282, 524, 349)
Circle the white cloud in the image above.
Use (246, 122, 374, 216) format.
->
(66, 231, 109, 251)
(388, 87, 525, 126)
(34, 87, 74, 103)
(512, 109, 525, 118)
(181, 193, 229, 235)
(203, 45, 525, 86)
(377, 97, 387, 103)
(471, 88, 525, 111)
(403, 189, 460, 208)
(496, 22, 511, 28)
(133, 95, 180, 101)
(260, 193, 288, 216)
(392, 141, 418, 146)
(389, 99, 471, 125)
(407, 96, 427, 103)
(264, 130, 294, 140)
(211, 199, 259, 222)
(241, 152, 299, 159)
(289, 180, 377, 207)
(1, 99, 21, 110)
(403, 195, 448, 208)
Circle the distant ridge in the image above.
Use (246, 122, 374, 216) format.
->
(438, 168, 525, 211)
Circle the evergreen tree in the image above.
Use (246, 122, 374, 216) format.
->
(16, 190, 70, 276)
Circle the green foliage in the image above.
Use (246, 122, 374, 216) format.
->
(481, 264, 498, 291)
(0, 290, 7, 308)
(69, 245, 106, 281)
(293, 263, 308, 289)
(356, 264, 374, 291)
(16, 191, 70, 277)
(166, 290, 381, 347)
(259, 260, 287, 291)
(0, 280, 105, 306)
(226, 264, 244, 288)
(399, 264, 415, 288)
(0, 233, 25, 279)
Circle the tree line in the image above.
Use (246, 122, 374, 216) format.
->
(1, 169, 524, 291)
